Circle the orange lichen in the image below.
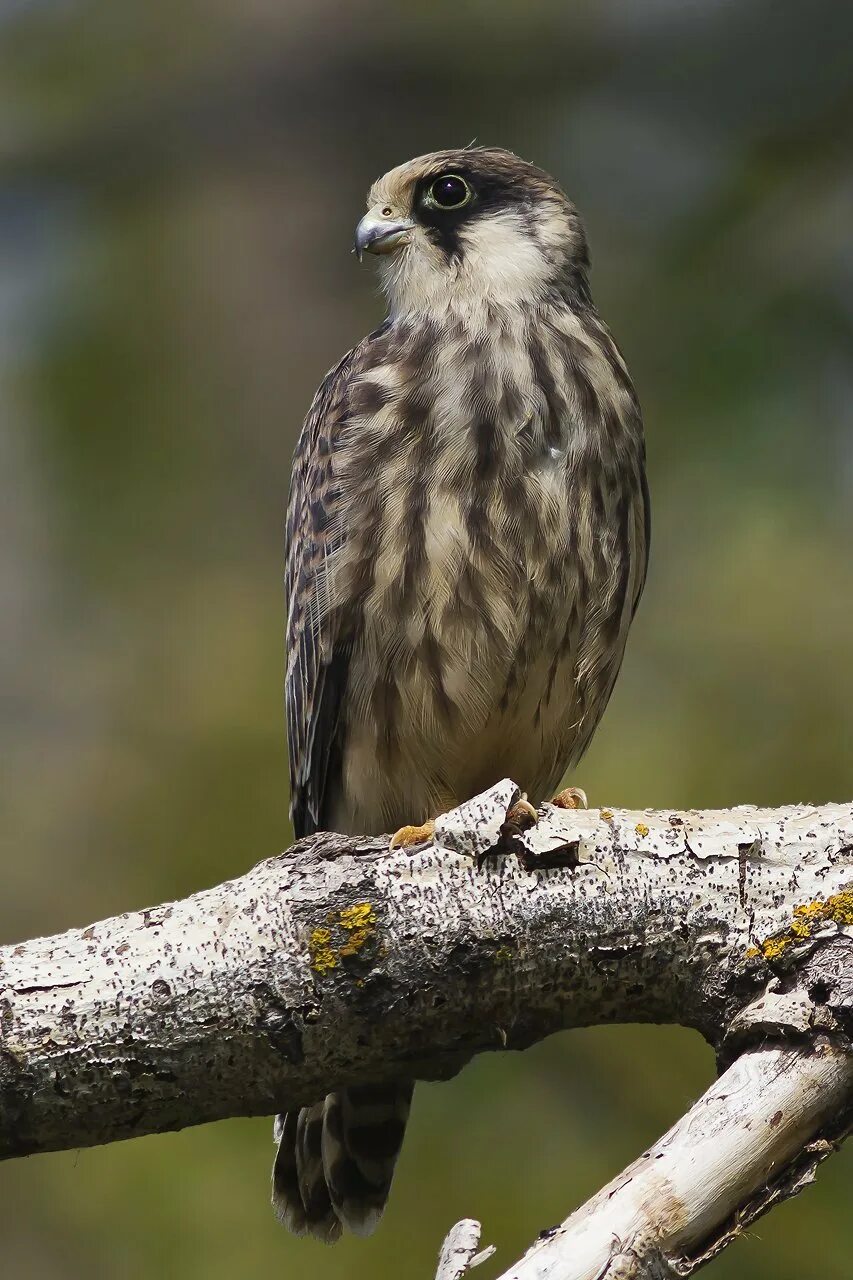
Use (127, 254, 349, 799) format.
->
(748, 889, 853, 962)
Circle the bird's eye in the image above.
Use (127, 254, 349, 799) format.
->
(424, 174, 472, 211)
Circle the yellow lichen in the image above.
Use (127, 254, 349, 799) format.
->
(791, 891, 853, 931)
(635, 822, 649, 838)
(494, 946, 514, 964)
(749, 889, 853, 962)
(308, 903, 378, 973)
(600, 809, 614, 822)
(308, 926, 337, 975)
(338, 903, 377, 957)
(758, 935, 790, 963)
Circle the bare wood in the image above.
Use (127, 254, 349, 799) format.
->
(499, 1042, 853, 1279)
(435, 1219, 495, 1279)
(1, 780, 852, 1275)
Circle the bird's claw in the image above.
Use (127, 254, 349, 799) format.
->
(389, 819, 436, 850)
(485, 786, 589, 873)
(482, 792, 539, 869)
(504, 793, 539, 832)
(551, 786, 588, 810)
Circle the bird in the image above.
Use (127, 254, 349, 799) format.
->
(274, 146, 649, 1243)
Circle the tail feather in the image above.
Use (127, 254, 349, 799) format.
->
(272, 1105, 341, 1242)
(272, 1081, 413, 1242)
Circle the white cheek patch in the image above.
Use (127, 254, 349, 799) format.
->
(456, 210, 553, 302)
(381, 208, 561, 319)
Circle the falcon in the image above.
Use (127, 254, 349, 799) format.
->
(274, 147, 649, 1242)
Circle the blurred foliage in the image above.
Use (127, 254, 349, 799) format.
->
(2, 0, 853, 1276)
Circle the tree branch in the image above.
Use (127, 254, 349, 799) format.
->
(498, 1041, 852, 1279)
(2, 780, 852, 1275)
(435, 1218, 495, 1279)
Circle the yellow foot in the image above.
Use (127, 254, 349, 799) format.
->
(389, 819, 436, 850)
(551, 786, 588, 810)
(504, 793, 539, 831)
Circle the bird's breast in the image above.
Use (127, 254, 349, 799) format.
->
(328, 304, 644, 829)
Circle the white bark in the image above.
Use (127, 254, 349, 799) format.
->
(1, 780, 852, 1275)
(435, 1218, 495, 1279)
(499, 1042, 852, 1279)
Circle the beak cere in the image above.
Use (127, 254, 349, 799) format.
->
(354, 213, 414, 260)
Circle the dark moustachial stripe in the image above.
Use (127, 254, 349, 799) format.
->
(412, 154, 558, 261)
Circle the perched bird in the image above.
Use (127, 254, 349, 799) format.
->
(275, 147, 649, 1242)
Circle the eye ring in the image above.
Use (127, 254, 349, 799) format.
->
(423, 173, 473, 211)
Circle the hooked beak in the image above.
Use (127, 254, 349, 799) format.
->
(354, 212, 414, 260)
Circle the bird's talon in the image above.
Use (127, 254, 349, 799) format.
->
(504, 794, 539, 830)
(551, 786, 588, 810)
(389, 819, 436, 850)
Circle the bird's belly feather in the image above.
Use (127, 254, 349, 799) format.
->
(333, 468, 629, 834)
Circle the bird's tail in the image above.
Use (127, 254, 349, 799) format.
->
(272, 1081, 414, 1243)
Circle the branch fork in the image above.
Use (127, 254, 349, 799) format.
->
(2, 781, 852, 1277)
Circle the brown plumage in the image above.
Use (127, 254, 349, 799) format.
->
(274, 147, 649, 1241)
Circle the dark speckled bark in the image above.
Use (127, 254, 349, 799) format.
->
(1, 781, 852, 1161)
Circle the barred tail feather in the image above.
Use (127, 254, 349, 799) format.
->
(272, 1081, 413, 1242)
(272, 1105, 341, 1242)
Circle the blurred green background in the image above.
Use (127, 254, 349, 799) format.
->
(2, 1, 852, 1276)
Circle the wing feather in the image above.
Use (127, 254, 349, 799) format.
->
(285, 329, 385, 838)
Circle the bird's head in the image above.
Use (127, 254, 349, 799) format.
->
(355, 147, 590, 318)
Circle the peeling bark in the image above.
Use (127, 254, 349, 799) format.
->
(1, 781, 852, 1276)
(435, 1218, 495, 1279)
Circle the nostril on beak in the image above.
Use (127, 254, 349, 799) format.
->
(354, 215, 413, 259)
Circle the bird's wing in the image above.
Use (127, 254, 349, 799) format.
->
(632, 458, 651, 617)
(285, 331, 381, 838)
